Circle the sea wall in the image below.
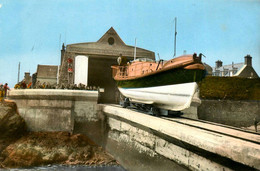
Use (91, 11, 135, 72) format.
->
(98, 105, 259, 171)
(8, 89, 98, 132)
(198, 100, 260, 127)
(6, 90, 260, 170)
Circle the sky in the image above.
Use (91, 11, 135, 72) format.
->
(0, 0, 259, 88)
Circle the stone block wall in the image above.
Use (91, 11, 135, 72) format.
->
(8, 89, 98, 132)
(100, 105, 259, 171)
(198, 100, 260, 127)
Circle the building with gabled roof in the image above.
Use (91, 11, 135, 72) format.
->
(36, 65, 58, 85)
(59, 27, 155, 103)
(212, 55, 259, 78)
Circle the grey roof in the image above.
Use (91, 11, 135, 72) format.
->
(65, 27, 155, 60)
(37, 65, 58, 78)
(213, 62, 244, 70)
(203, 63, 212, 75)
(212, 62, 244, 76)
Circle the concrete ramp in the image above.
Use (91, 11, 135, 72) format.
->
(102, 105, 260, 170)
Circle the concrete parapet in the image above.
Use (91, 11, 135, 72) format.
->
(8, 89, 98, 132)
(9, 89, 98, 101)
(102, 105, 260, 170)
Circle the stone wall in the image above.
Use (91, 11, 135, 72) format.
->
(198, 100, 260, 127)
(238, 65, 259, 78)
(36, 78, 57, 85)
(8, 89, 98, 132)
(95, 105, 259, 171)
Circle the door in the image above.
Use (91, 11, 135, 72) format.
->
(74, 55, 88, 86)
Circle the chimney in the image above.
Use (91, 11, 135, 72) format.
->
(244, 54, 252, 66)
(24, 72, 31, 84)
(215, 60, 223, 68)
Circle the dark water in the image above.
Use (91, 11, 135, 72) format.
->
(1, 165, 126, 171)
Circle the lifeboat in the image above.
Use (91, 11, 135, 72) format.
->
(111, 53, 206, 113)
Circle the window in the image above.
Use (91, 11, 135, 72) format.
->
(108, 37, 114, 45)
(214, 70, 220, 76)
(233, 68, 238, 75)
(224, 69, 228, 76)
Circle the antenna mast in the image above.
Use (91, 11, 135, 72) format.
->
(174, 17, 177, 57)
(17, 62, 20, 83)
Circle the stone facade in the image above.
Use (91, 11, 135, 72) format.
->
(58, 27, 155, 103)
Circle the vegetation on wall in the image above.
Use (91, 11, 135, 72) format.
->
(199, 76, 260, 100)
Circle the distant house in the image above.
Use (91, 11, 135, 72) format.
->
(22, 72, 32, 84)
(203, 63, 213, 75)
(212, 55, 259, 78)
(36, 65, 58, 85)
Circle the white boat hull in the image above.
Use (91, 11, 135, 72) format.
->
(118, 82, 199, 111)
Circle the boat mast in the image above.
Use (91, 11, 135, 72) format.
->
(134, 38, 137, 60)
(174, 17, 177, 57)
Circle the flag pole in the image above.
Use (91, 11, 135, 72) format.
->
(17, 62, 20, 83)
(174, 17, 177, 57)
(134, 38, 137, 60)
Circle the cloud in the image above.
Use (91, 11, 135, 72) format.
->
(0, 4, 2, 8)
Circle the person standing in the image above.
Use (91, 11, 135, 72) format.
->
(0, 84, 4, 100)
(21, 81, 26, 89)
(3, 83, 10, 97)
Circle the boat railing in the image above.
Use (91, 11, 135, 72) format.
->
(117, 66, 128, 78)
